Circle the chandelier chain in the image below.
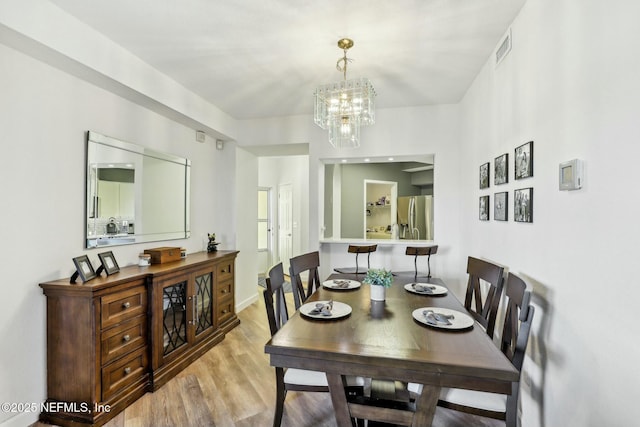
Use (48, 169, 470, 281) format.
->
(336, 49, 353, 81)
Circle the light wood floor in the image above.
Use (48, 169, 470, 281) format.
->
(35, 288, 502, 427)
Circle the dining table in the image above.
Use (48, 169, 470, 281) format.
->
(264, 273, 519, 427)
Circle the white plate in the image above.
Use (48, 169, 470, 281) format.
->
(412, 307, 474, 330)
(323, 279, 362, 290)
(300, 301, 353, 320)
(404, 283, 448, 296)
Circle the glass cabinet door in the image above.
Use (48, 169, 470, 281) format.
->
(162, 280, 187, 356)
(193, 271, 213, 337)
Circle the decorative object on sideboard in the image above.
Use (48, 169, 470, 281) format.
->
(144, 247, 182, 264)
(70, 255, 97, 283)
(97, 251, 120, 276)
(138, 253, 151, 266)
(207, 233, 220, 252)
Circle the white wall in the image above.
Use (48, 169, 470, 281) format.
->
(458, 0, 640, 426)
(258, 155, 310, 263)
(0, 42, 233, 426)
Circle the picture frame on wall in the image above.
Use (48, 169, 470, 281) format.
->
(97, 251, 120, 276)
(71, 255, 97, 283)
(515, 141, 534, 179)
(479, 195, 490, 221)
(479, 162, 490, 189)
(494, 153, 508, 185)
(514, 187, 533, 223)
(494, 191, 508, 221)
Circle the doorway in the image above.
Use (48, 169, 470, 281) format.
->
(364, 180, 398, 239)
(257, 187, 272, 275)
(278, 183, 293, 272)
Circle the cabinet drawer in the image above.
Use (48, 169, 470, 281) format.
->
(101, 316, 147, 365)
(217, 298, 234, 325)
(101, 347, 148, 400)
(216, 279, 234, 300)
(101, 285, 147, 329)
(217, 260, 234, 282)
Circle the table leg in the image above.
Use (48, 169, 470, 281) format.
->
(412, 384, 441, 427)
(326, 373, 355, 427)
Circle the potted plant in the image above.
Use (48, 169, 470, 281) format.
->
(363, 268, 393, 301)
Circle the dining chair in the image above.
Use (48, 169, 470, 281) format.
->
(464, 256, 505, 338)
(409, 272, 535, 427)
(289, 251, 323, 310)
(333, 244, 378, 275)
(264, 262, 365, 427)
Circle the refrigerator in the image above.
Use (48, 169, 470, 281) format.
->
(397, 195, 433, 240)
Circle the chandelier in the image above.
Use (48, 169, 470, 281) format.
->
(314, 38, 376, 148)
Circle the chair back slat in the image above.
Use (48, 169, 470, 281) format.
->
(464, 257, 505, 338)
(263, 262, 289, 337)
(289, 251, 322, 309)
(501, 273, 535, 372)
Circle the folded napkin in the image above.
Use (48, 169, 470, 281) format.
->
(309, 300, 334, 316)
(332, 280, 351, 288)
(423, 309, 455, 325)
(412, 283, 436, 294)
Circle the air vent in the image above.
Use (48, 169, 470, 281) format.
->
(495, 28, 512, 66)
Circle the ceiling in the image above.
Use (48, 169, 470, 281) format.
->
(50, 0, 526, 121)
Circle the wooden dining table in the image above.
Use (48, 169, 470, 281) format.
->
(264, 273, 518, 427)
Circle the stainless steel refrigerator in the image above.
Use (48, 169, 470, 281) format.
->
(397, 195, 433, 240)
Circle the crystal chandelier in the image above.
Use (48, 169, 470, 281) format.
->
(314, 38, 376, 148)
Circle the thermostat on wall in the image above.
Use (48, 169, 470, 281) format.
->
(559, 159, 583, 190)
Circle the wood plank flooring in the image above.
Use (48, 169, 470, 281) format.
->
(34, 288, 503, 427)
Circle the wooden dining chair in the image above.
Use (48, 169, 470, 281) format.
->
(263, 262, 329, 427)
(464, 256, 505, 338)
(333, 244, 378, 275)
(289, 251, 322, 309)
(408, 273, 535, 427)
(265, 262, 366, 426)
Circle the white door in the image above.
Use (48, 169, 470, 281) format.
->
(278, 184, 293, 273)
(257, 188, 272, 274)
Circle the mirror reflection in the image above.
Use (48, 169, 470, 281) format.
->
(86, 131, 191, 248)
(323, 156, 434, 240)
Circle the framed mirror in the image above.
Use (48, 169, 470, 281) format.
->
(85, 131, 191, 248)
(323, 155, 434, 240)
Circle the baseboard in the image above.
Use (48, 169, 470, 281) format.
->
(236, 292, 258, 313)
(0, 411, 38, 427)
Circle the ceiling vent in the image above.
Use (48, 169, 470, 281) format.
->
(495, 28, 512, 66)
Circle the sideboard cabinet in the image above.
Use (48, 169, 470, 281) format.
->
(39, 251, 239, 427)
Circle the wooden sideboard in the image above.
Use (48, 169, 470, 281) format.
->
(39, 251, 239, 427)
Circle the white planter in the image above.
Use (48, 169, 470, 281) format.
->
(370, 284, 386, 301)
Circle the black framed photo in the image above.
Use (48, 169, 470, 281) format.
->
(494, 191, 508, 221)
(515, 141, 533, 180)
(98, 251, 120, 276)
(479, 195, 490, 221)
(72, 255, 97, 283)
(514, 188, 533, 223)
(479, 162, 490, 189)
(494, 153, 508, 185)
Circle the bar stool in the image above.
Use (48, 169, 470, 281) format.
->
(405, 245, 438, 279)
(333, 244, 377, 275)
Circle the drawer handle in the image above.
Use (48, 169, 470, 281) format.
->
(122, 301, 131, 309)
(123, 367, 132, 375)
(122, 334, 131, 342)
(222, 309, 228, 314)
(221, 289, 228, 294)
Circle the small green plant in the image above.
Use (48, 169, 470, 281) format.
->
(363, 268, 393, 288)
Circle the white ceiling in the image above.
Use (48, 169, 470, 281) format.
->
(50, 0, 526, 121)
